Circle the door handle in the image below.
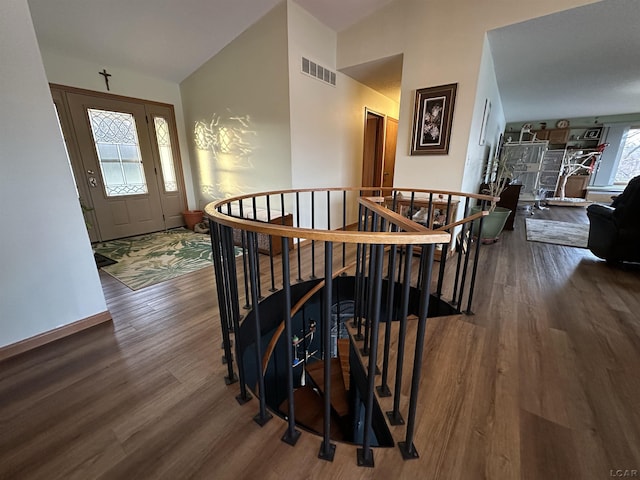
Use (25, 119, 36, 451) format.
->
(88, 177, 98, 187)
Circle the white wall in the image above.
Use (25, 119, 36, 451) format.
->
(338, 0, 596, 194)
(180, 2, 292, 207)
(287, 1, 399, 227)
(462, 37, 505, 196)
(39, 48, 196, 209)
(0, 0, 107, 348)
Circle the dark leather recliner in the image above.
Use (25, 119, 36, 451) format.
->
(586, 175, 640, 263)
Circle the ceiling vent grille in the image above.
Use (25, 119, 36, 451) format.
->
(301, 57, 336, 86)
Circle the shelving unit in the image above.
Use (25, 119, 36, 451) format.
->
(504, 122, 608, 199)
(532, 125, 605, 149)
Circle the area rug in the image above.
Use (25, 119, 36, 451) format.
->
(93, 228, 220, 290)
(94, 252, 117, 268)
(525, 218, 589, 248)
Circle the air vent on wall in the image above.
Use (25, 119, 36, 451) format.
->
(301, 57, 336, 87)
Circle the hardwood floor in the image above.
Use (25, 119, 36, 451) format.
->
(1, 206, 639, 479)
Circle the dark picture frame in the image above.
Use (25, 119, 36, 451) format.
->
(584, 127, 602, 139)
(410, 83, 457, 155)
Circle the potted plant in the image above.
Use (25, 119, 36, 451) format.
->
(183, 209, 204, 230)
(472, 154, 513, 243)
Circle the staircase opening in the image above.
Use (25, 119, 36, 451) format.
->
(236, 275, 456, 446)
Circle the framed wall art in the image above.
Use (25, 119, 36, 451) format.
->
(410, 83, 457, 155)
(584, 127, 602, 139)
(479, 98, 491, 146)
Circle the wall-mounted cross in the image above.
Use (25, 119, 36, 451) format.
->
(99, 69, 112, 91)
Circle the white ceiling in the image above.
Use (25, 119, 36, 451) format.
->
(340, 54, 404, 102)
(489, 0, 640, 122)
(295, 0, 395, 33)
(27, 0, 640, 122)
(27, 0, 393, 83)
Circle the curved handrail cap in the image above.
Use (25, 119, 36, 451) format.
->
(203, 187, 495, 245)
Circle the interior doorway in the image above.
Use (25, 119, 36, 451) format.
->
(361, 109, 397, 193)
(51, 85, 187, 242)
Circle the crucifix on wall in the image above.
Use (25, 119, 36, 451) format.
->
(99, 69, 112, 91)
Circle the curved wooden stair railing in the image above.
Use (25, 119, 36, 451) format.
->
(207, 187, 499, 462)
(260, 204, 490, 378)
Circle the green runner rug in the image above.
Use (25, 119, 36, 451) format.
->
(93, 228, 223, 290)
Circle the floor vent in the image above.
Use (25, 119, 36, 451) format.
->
(301, 57, 336, 86)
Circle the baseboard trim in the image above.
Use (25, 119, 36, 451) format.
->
(0, 311, 112, 362)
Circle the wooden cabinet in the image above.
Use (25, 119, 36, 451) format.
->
(389, 197, 459, 261)
(548, 128, 570, 144)
(531, 128, 569, 144)
(534, 129, 550, 140)
(532, 126, 605, 149)
(555, 174, 591, 198)
(481, 184, 522, 230)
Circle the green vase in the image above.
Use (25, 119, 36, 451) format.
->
(470, 206, 511, 242)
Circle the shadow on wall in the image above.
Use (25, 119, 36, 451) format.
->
(194, 109, 256, 200)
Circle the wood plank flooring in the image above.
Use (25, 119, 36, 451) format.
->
(1, 205, 639, 479)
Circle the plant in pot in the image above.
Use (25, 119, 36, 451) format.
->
(472, 154, 514, 243)
(183, 209, 204, 231)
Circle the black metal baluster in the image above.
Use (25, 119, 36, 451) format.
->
(465, 200, 486, 314)
(354, 203, 366, 339)
(281, 236, 301, 445)
(457, 204, 481, 310)
(377, 223, 396, 398)
(247, 231, 272, 427)
(209, 220, 236, 385)
(318, 241, 336, 461)
(266, 195, 277, 292)
(386, 244, 413, 425)
(311, 191, 317, 279)
(342, 190, 347, 270)
(252, 197, 263, 301)
(327, 190, 331, 230)
(357, 243, 384, 468)
(222, 223, 252, 404)
(239, 201, 251, 309)
(361, 212, 378, 357)
(398, 243, 435, 460)
(435, 194, 454, 298)
(296, 192, 303, 282)
(451, 198, 471, 309)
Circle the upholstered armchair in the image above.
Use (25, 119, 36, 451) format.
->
(586, 175, 640, 263)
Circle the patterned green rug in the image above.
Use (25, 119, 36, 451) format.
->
(93, 228, 220, 290)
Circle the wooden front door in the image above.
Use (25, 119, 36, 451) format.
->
(54, 86, 186, 241)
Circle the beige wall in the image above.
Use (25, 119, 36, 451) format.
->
(181, 2, 292, 207)
(287, 1, 399, 227)
(0, 0, 107, 348)
(338, 0, 597, 193)
(288, 1, 399, 188)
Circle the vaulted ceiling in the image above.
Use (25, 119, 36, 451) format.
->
(27, 0, 394, 83)
(27, 0, 640, 122)
(489, 0, 640, 122)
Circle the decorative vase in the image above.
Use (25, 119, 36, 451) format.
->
(183, 210, 204, 230)
(470, 206, 512, 243)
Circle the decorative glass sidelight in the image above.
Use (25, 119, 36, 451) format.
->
(87, 108, 148, 196)
(153, 116, 178, 192)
